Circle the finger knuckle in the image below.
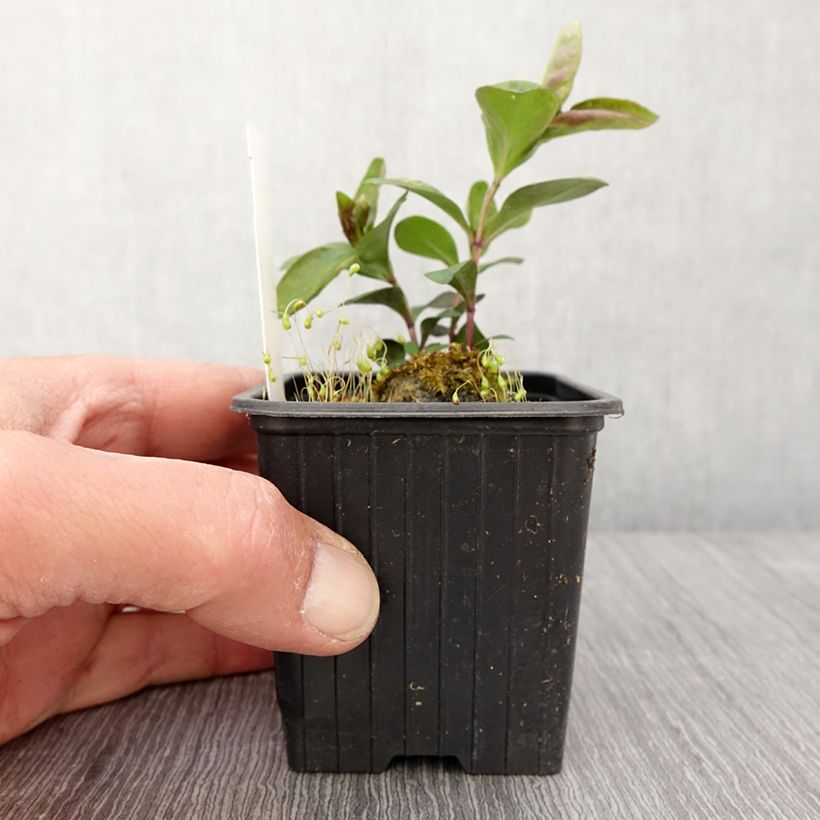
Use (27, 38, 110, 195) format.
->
(222, 471, 293, 565)
(0, 431, 40, 537)
(0, 432, 45, 616)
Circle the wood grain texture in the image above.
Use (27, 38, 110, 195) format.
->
(1, 533, 818, 819)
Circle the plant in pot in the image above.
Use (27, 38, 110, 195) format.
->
(232, 20, 656, 775)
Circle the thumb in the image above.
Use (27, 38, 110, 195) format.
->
(0, 431, 380, 655)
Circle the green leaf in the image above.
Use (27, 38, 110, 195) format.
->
(543, 98, 659, 141)
(277, 242, 356, 313)
(420, 316, 450, 345)
(404, 341, 420, 357)
(424, 263, 463, 287)
(424, 343, 449, 353)
(425, 260, 478, 302)
(475, 83, 560, 178)
(412, 292, 484, 322)
(466, 181, 497, 232)
(280, 254, 299, 272)
(343, 286, 413, 325)
(412, 293, 476, 320)
(453, 327, 512, 350)
(352, 197, 372, 237)
(411, 292, 461, 319)
(479, 256, 524, 273)
(505, 209, 533, 231)
(484, 177, 607, 241)
(356, 193, 407, 281)
(454, 322, 487, 348)
(382, 338, 407, 368)
(541, 20, 583, 107)
(355, 157, 386, 204)
(366, 178, 469, 230)
(336, 190, 361, 245)
(434, 292, 465, 307)
(395, 216, 459, 266)
(354, 157, 385, 232)
(425, 264, 461, 286)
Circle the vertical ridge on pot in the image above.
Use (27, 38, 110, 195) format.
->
(333, 434, 373, 771)
(540, 438, 562, 773)
(369, 433, 407, 772)
(299, 434, 340, 771)
(403, 436, 412, 760)
(437, 437, 448, 760)
(503, 435, 523, 773)
(439, 432, 481, 773)
(538, 436, 563, 774)
(537, 433, 597, 774)
(404, 434, 444, 756)
(471, 434, 518, 774)
(264, 433, 305, 770)
(506, 437, 556, 774)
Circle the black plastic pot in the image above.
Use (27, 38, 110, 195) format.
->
(231, 372, 621, 775)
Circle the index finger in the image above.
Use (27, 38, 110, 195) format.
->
(0, 356, 263, 461)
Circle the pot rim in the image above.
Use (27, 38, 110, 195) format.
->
(231, 371, 623, 419)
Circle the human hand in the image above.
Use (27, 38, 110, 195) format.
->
(0, 357, 380, 743)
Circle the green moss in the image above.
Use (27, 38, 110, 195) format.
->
(373, 344, 492, 403)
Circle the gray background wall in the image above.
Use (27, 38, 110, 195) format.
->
(1, 1, 818, 530)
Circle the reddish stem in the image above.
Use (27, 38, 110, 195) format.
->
(407, 320, 419, 346)
(465, 301, 476, 350)
(465, 177, 501, 349)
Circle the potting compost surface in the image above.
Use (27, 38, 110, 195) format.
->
(0, 533, 817, 820)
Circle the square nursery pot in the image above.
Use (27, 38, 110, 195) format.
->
(231, 372, 622, 775)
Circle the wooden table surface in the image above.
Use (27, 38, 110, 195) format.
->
(1, 533, 818, 819)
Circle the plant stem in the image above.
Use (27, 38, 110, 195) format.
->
(387, 274, 419, 347)
(473, 177, 501, 256)
(465, 176, 501, 349)
(464, 303, 476, 349)
(448, 311, 458, 342)
(397, 285, 419, 345)
(406, 317, 419, 346)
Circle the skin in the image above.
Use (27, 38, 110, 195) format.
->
(0, 356, 378, 744)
